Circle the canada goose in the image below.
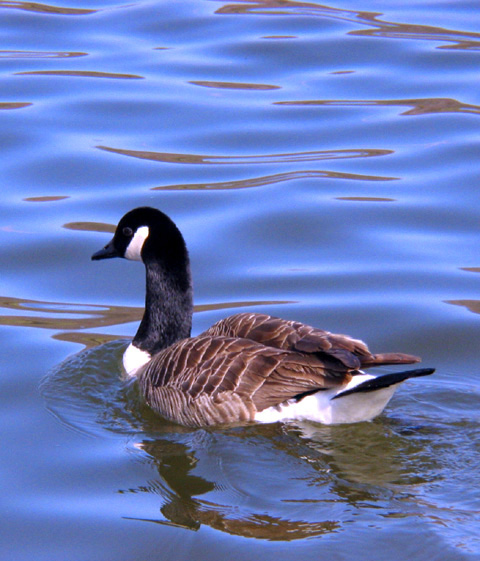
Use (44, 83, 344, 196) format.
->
(92, 207, 434, 427)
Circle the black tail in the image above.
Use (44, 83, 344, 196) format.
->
(331, 368, 435, 400)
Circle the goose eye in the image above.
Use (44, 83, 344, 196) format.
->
(123, 227, 133, 237)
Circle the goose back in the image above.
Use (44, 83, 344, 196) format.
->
(202, 312, 420, 368)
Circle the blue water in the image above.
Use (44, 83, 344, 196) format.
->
(1, 1, 480, 560)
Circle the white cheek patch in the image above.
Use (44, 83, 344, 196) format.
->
(125, 226, 149, 261)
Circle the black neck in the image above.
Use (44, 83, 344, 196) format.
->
(133, 260, 193, 355)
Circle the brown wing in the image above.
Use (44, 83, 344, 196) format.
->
(138, 334, 352, 427)
(203, 312, 420, 369)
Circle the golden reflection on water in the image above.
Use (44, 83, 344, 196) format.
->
(215, 1, 480, 50)
(0, 50, 87, 58)
(16, 70, 144, 80)
(445, 269, 480, 315)
(0, 295, 142, 331)
(190, 80, 281, 90)
(335, 196, 395, 202)
(0, 102, 32, 110)
(97, 146, 393, 165)
(262, 35, 296, 39)
(0, 1, 96, 15)
(446, 300, 480, 315)
(24, 195, 70, 202)
(276, 97, 480, 116)
(153, 169, 397, 191)
(0, 295, 293, 349)
(349, 14, 480, 51)
(329, 70, 355, 75)
(63, 221, 115, 234)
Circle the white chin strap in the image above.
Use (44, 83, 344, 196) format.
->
(125, 226, 149, 261)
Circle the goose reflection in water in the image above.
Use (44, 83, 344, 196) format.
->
(120, 434, 340, 540)
(117, 417, 439, 540)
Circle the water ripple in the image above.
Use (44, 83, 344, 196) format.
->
(16, 70, 144, 79)
(97, 146, 393, 165)
(0, 295, 292, 348)
(0, 50, 87, 58)
(215, 1, 480, 50)
(153, 170, 398, 190)
(275, 97, 480, 116)
(0, 1, 96, 15)
(445, 300, 480, 316)
(0, 101, 32, 110)
(190, 80, 280, 90)
(24, 195, 70, 202)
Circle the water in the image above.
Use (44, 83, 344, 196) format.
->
(1, 1, 479, 559)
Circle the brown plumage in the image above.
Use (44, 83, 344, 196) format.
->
(138, 312, 420, 427)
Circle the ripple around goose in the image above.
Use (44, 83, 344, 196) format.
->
(91, 207, 434, 428)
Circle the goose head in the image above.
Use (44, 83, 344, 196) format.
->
(91, 206, 188, 267)
(91, 207, 193, 361)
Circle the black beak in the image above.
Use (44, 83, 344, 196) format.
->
(91, 238, 120, 261)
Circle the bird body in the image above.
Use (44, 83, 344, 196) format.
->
(92, 207, 433, 427)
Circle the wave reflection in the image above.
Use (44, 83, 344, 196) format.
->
(336, 196, 395, 202)
(153, 170, 397, 191)
(445, 300, 480, 316)
(190, 80, 280, 91)
(0, 50, 87, 58)
(0, 1, 96, 15)
(97, 146, 393, 165)
(63, 221, 115, 233)
(275, 97, 480, 116)
(24, 195, 70, 202)
(0, 295, 292, 348)
(215, 1, 480, 50)
(16, 70, 144, 79)
(0, 101, 32, 110)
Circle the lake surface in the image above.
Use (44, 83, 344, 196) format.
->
(1, 1, 479, 559)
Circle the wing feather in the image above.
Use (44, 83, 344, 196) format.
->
(203, 312, 420, 368)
